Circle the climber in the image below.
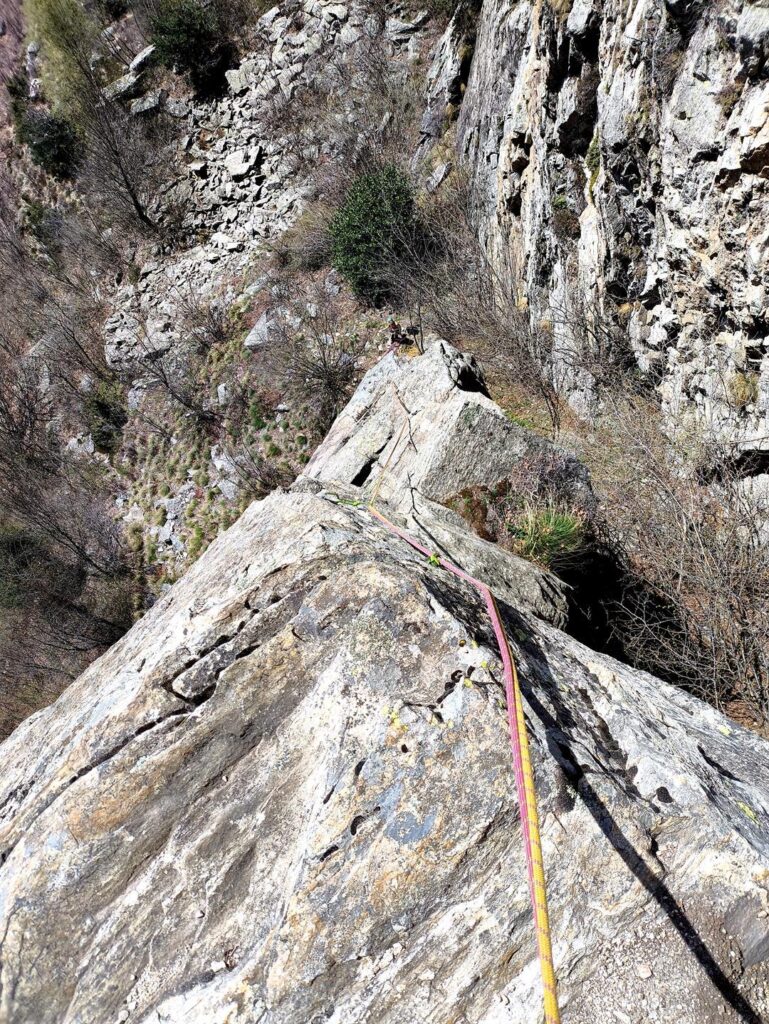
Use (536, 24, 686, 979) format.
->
(388, 319, 421, 352)
(388, 318, 408, 349)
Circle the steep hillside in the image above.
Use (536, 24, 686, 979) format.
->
(2, 0, 768, 735)
(1, 6, 769, 1017)
(1, 342, 768, 1024)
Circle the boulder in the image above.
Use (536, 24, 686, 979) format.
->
(244, 310, 273, 350)
(104, 70, 143, 101)
(226, 60, 255, 95)
(225, 147, 261, 180)
(129, 44, 156, 73)
(1, 490, 768, 1024)
(130, 89, 167, 116)
(305, 338, 593, 517)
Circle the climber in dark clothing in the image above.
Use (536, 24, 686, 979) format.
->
(388, 319, 421, 351)
(388, 318, 407, 348)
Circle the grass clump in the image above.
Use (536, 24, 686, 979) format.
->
(728, 371, 759, 410)
(507, 504, 586, 569)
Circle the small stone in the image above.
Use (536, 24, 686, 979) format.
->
(636, 964, 653, 979)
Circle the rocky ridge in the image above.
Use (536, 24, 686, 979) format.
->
(1, 340, 768, 1024)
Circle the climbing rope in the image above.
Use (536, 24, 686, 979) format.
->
(362, 409, 561, 1024)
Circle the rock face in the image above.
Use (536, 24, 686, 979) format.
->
(2, 343, 769, 1024)
(431, 0, 769, 448)
(305, 336, 587, 626)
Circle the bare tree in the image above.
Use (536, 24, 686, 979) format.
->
(266, 286, 366, 435)
(77, 89, 172, 234)
(575, 392, 769, 725)
(27, 0, 175, 233)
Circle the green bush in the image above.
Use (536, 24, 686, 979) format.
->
(25, 110, 80, 178)
(187, 524, 205, 559)
(0, 523, 40, 610)
(330, 165, 417, 302)
(8, 76, 80, 179)
(85, 380, 129, 454)
(7, 73, 29, 132)
(151, 0, 234, 94)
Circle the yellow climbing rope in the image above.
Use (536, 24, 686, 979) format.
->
(364, 409, 561, 1024)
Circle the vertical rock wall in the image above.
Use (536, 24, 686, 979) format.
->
(432, 0, 769, 450)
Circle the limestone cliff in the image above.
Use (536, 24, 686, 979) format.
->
(1, 342, 768, 1024)
(425, 0, 769, 453)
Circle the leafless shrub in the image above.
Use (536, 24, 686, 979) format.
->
(128, 315, 220, 427)
(265, 287, 365, 436)
(382, 175, 562, 433)
(258, 80, 330, 171)
(259, 21, 426, 193)
(546, 292, 642, 400)
(577, 395, 769, 725)
(0, 510, 135, 738)
(124, 280, 246, 427)
(271, 205, 333, 273)
(222, 438, 294, 498)
(174, 285, 242, 354)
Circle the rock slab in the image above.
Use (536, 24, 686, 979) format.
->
(1, 347, 769, 1024)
